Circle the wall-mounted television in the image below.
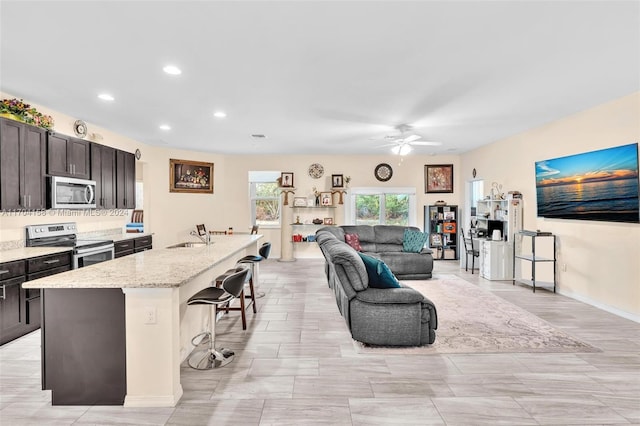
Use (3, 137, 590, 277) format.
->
(535, 143, 639, 223)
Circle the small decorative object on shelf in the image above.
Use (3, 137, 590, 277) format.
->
(332, 174, 344, 188)
(0, 98, 54, 129)
(323, 217, 333, 225)
(312, 218, 323, 224)
(344, 176, 351, 188)
(434, 200, 447, 206)
(293, 197, 307, 207)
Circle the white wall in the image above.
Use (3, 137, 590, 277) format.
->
(2, 91, 637, 319)
(461, 92, 640, 319)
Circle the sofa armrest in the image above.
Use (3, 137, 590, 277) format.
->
(421, 296, 438, 329)
(355, 287, 425, 304)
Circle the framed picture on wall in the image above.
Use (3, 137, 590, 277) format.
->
(425, 164, 454, 193)
(280, 172, 294, 187)
(169, 159, 214, 193)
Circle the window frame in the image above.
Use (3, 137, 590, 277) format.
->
(345, 187, 417, 227)
(249, 172, 282, 228)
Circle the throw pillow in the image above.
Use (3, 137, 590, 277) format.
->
(344, 233, 363, 251)
(358, 252, 401, 289)
(403, 229, 429, 253)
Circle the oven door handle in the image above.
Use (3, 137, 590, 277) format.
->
(75, 244, 114, 256)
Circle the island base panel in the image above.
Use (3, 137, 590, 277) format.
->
(42, 288, 126, 405)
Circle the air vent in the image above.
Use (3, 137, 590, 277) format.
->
(251, 134, 267, 139)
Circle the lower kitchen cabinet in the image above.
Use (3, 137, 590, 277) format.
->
(0, 251, 72, 346)
(115, 235, 153, 258)
(0, 260, 27, 345)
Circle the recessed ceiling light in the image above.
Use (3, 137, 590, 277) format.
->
(159, 124, 171, 131)
(98, 93, 114, 101)
(163, 65, 182, 75)
(213, 111, 227, 118)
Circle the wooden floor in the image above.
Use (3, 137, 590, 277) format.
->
(1, 259, 639, 425)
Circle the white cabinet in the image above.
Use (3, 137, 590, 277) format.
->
(476, 197, 523, 242)
(480, 240, 513, 280)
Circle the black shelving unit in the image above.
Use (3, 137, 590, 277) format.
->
(424, 205, 458, 260)
(513, 230, 556, 292)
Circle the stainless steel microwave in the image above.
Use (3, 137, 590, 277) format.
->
(48, 176, 97, 209)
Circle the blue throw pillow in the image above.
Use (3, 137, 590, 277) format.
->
(403, 229, 429, 253)
(358, 253, 401, 289)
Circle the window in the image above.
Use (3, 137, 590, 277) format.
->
(347, 187, 416, 226)
(249, 171, 281, 227)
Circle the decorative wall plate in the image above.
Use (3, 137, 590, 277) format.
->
(308, 163, 324, 179)
(73, 120, 88, 138)
(135, 148, 141, 160)
(374, 163, 393, 182)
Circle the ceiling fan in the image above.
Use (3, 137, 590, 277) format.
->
(378, 124, 442, 156)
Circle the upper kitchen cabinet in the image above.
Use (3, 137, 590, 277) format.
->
(47, 132, 90, 179)
(91, 143, 117, 209)
(116, 149, 135, 209)
(0, 117, 47, 210)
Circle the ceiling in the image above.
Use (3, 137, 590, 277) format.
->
(1, 1, 638, 156)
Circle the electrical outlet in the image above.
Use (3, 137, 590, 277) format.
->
(144, 306, 157, 324)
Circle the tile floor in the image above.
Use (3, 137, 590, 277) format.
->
(0, 259, 639, 425)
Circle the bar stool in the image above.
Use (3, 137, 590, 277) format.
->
(238, 242, 271, 300)
(213, 262, 253, 329)
(187, 266, 250, 369)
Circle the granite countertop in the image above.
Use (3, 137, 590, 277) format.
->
(23, 235, 262, 290)
(0, 247, 73, 264)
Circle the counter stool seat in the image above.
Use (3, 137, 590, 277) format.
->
(214, 265, 253, 329)
(187, 266, 249, 369)
(237, 242, 271, 300)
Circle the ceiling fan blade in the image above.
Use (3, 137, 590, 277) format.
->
(403, 134, 422, 143)
(410, 141, 442, 146)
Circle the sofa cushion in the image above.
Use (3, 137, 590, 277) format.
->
(355, 286, 425, 304)
(403, 229, 429, 253)
(358, 253, 401, 289)
(331, 244, 369, 291)
(344, 233, 363, 251)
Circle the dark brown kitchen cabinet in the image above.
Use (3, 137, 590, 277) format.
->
(133, 236, 152, 253)
(0, 260, 27, 346)
(115, 236, 152, 258)
(114, 240, 134, 258)
(0, 251, 72, 346)
(91, 144, 116, 209)
(47, 132, 90, 179)
(0, 117, 47, 210)
(116, 149, 135, 209)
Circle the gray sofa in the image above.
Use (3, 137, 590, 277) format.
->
(316, 230, 437, 346)
(317, 225, 433, 279)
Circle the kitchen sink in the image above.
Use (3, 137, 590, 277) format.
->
(166, 241, 208, 248)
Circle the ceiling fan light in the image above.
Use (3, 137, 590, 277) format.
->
(399, 144, 413, 156)
(391, 145, 401, 155)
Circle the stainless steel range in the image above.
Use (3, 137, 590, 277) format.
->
(26, 222, 115, 269)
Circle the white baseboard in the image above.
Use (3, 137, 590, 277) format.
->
(124, 387, 183, 407)
(557, 288, 640, 323)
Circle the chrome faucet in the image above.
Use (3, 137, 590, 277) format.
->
(190, 230, 211, 245)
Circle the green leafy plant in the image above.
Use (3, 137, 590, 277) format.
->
(0, 98, 54, 129)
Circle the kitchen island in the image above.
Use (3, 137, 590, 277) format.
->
(22, 234, 262, 407)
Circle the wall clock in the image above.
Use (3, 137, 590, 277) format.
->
(374, 163, 393, 182)
(73, 120, 88, 139)
(308, 163, 324, 179)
